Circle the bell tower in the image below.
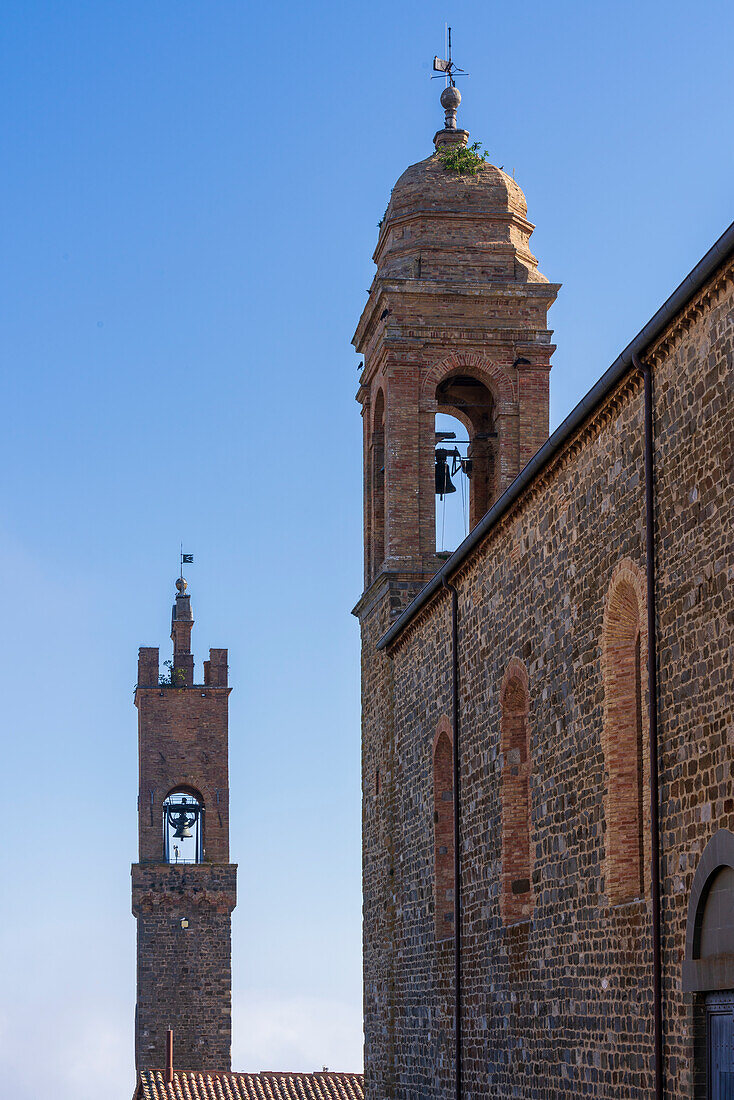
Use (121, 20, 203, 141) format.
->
(353, 79, 559, 1099)
(354, 84, 560, 592)
(131, 577, 236, 1073)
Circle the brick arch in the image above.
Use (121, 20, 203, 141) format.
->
(500, 656, 529, 707)
(434, 401, 473, 441)
(601, 557, 649, 905)
(683, 830, 734, 992)
(165, 777, 215, 812)
(500, 658, 532, 924)
(421, 351, 516, 409)
(428, 355, 513, 525)
(162, 777, 221, 839)
(164, 781, 205, 804)
(433, 713, 453, 753)
(163, 783, 207, 864)
(372, 385, 385, 431)
(432, 715, 454, 941)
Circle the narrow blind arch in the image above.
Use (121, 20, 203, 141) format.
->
(370, 389, 385, 579)
(433, 722, 454, 940)
(602, 562, 648, 904)
(500, 661, 532, 924)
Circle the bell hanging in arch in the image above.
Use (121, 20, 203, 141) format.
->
(435, 449, 457, 498)
(170, 810, 194, 840)
(173, 820, 193, 840)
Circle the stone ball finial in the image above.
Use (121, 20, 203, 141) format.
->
(440, 84, 461, 130)
(176, 576, 188, 594)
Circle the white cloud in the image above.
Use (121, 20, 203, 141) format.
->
(232, 991, 364, 1075)
(0, 999, 132, 1100)
(0, 991, 362, 1099)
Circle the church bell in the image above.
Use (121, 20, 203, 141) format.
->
(435, 448, 457, 498)
(171, 817, 194, 840)
(168, 802, 195, 840)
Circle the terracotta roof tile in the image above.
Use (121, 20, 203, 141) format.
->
(135, 1071, 364, 1100)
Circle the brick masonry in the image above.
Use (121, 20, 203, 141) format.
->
(354, 137, 559, 592)
(356, 135, 734, 1095)
(132, 589, 236, 1074)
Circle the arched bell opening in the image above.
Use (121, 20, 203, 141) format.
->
(435, 411, 471, 553)
(163, 787, 204, 864)
(436, 374, 496, 533)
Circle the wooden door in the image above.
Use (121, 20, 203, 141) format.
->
(708, 993, 734, 1099)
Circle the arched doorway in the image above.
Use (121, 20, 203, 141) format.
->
(683, 830, 734, 1098)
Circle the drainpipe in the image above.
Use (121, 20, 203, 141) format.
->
(166, 1028, 174, 1084)
(633, 353, 663, 1100)
(442, 577, 462, 1100)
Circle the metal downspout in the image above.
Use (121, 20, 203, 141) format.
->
(442, 577, 462, 1100)
(634, 353, 663, 1100)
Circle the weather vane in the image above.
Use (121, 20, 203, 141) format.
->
(179, 543, 194, 584)
(432, 26, 468, 88)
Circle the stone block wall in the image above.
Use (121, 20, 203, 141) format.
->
(648, 265, 734, 1096)
(360, 262, 733, 1098)
(132, 862, 236, 1073)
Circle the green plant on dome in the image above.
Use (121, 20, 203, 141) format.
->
(436, 140, 489, 175)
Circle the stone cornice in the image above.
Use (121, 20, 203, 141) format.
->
(352, 567, 440, 622)
(373, 208, 536, 265)
(356, 327, 556, 393)
(354, 278, 560, 357)
(131, 862, 237, 916)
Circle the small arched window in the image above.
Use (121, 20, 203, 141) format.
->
(433, 722, 454, 941)
(602, 562, 647, 904)
(500, 661, 532, 924)
(163, 789, 204, 864)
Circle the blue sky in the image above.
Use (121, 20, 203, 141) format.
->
(0, 2, 731, 1096)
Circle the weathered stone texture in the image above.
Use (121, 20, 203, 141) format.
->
(132, 863, 236, 1072)
(359, 264, 733, 1098)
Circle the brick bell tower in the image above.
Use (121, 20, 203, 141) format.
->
(354, 83, 560, 596)
(353, 82, 559, 1098)
(131, 575, 236, 1073)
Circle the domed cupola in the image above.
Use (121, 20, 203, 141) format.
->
(374, 84, 548, 285)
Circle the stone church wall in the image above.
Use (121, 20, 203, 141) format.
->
(362, 264, 733, 1098)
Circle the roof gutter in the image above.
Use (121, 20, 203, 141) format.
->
(377, 219, 734, 652)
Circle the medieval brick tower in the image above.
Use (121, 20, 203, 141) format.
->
(131, 577, 236, 1073)
(353, 85, 559, 1096)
